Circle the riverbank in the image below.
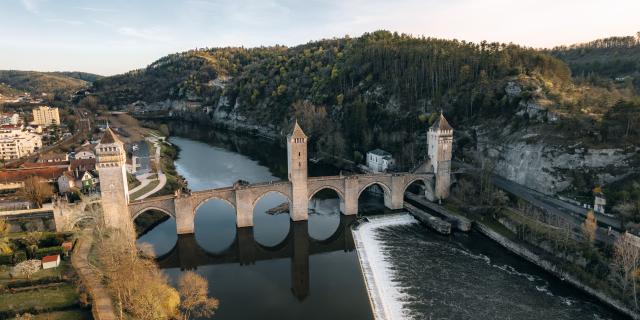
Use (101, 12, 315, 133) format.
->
(473, 219, 638, 319)
(352, 214, 417, 320)
(431, 199, 638, 319)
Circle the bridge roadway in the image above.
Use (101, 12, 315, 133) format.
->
(129, 171, 435, 234)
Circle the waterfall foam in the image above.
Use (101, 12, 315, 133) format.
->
(352, 214, 418, 320)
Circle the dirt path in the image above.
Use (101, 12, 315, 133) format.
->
(71, 230, 117, 320)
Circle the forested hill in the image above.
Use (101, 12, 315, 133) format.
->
(0, 70, 100, 97)
(548, 33, 640, 89)
(92, 31, 639, 168)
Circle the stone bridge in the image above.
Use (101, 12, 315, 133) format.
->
(128, 172, 434, 234)
(96, 118, 453, 233)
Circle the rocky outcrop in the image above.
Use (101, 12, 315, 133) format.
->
(475, 132, 636, 195)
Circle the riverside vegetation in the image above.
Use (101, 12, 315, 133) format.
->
(449, 168, 640, 316)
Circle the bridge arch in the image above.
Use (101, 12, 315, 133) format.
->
(193, 195, 237, 218)
(132, 206, 175, 221)
(357, 181, 392, 198)
(308, 185, 345, 200)
(251, 190, 291, 208)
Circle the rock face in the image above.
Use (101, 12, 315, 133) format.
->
(475, 133, 636, 195)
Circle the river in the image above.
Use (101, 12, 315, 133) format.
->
(137, 122, 626, 319)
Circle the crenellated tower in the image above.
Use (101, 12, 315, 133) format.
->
(96, 127, 133, 233)
(427, 112, 454, 200)
(287, 120, 309, 221)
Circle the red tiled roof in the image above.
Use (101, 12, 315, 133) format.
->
(70, 158, 96, 172)
(42, 255, 59, 263)
(0, 167, 66, 183)
(21, 161, 69, 168)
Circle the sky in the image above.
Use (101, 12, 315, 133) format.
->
(0, 0, 638, 76)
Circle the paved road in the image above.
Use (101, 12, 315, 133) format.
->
(453, 161, 621, 244)
(129, 137, 166, 200)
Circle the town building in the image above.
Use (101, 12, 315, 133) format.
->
(74, 145, 95, 160)
(593, 186, 606, 214)
(38, 152, 69, 163)
(58, 158, 99, 194)
(41, 254, 60, 269)
(57, 171, 76, 193)
(366, 149, 395, 173)
(31, 106, 60, 127)
(0, 124, 42, 160)
(0, 113, 20, 125)
(0, 167, 65, 191)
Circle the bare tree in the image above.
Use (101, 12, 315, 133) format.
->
(612, 233, 640, 310)
(95, 226, 180, 319)
(179, 271, 219, 320)
(581, 210, 597, 244)
(18, 176, 53, 208)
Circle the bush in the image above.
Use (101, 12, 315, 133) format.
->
(0, 254, 12, 265)
(38, 234, 64, 247)
(13, 251, 27, 264)
(34, 246, 63, 259)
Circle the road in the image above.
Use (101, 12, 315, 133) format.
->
(453, 161, 621, 244)
(128, 136, 166, 200)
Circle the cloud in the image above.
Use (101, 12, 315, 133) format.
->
(78, 7, 116, 13)
(46, 18, 84, 26)
(117, 26, 171, 42)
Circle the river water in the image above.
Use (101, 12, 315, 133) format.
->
(137, 122, 625, 320)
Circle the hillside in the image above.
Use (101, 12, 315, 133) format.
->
(548, 33, 640, 90)
(91, 31, 640, 197)
(0, 70, 98, 97)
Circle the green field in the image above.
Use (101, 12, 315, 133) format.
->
(11, 309, 92, 320)
(0, 283, 79, 314)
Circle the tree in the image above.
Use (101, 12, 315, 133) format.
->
(12, 260, 41, 279)
(612, 233, 640, 310)
(178, 271, 219, 320)
(18, 176, 53, 208)
(159, 124, 170, 137)
(78, 95, 100, 110)
(581, 210, 597, 244)
(96, 227, 180, 319)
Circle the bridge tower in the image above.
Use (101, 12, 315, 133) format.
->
(96, 128, 133, 233)
(287, 120, 309, 221)
(427, 112, 453, 200)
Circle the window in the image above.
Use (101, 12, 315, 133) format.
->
(298, 152, 301, 156)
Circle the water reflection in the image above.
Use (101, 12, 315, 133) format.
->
(157, 215, 356, 301)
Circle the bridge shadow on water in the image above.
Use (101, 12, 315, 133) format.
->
(156, 214, 357, 301)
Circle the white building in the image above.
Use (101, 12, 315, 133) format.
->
(74, 145, 95, 160)
(32, 106, 60, 127)
(42, 255, 60, 269)
(366, 149, 395, 173)
(593, 187, 606, 214)
(0, 125, 42, 160)
(0, 113, 20, 125)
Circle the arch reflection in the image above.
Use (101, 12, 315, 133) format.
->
(156, 214, 357, 300)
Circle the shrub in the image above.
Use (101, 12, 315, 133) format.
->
(13, 250, 27, 264)
(0, 254, 12, 265)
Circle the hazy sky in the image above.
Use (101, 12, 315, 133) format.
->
(1, 0, 638, 75)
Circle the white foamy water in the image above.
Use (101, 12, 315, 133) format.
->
(352, 214, 418, 320)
